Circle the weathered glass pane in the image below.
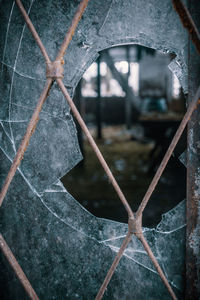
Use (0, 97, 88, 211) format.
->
(0, 0, 187, 298)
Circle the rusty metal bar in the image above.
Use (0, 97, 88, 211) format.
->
(57, 77, 179, 299)
(172, 0, 200, 55)
(15, 0, 51, 63)
(0, 79, 52, 208)
(185, 0, 200, 298)
(0, 234, 39, 300)
(136, 85, 200, 217)
(56, 78, 134, 218)
(95, 232, 132, 300)
(56, 0, 89, 61)
(2, 0, 198, 299)
(139, 234, 177, 300)
(0, 0, 91, 297)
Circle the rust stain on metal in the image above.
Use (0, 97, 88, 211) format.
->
(46, 61, 64, 79)
(186, 160, 199, 297)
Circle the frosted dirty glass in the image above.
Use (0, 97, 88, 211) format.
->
(0, 0, 187, 299)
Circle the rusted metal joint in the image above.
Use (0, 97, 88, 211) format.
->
(128, 216, 134, 234)
(128, 214, 142, 238)
(46, 59, 64, 79)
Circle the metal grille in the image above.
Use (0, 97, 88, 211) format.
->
(0, 0, 200, 299)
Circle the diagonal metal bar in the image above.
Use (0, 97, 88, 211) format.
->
(172, 0, 200, 55)
(95, 218, 177, 299)
(95, 232, 132, 300)
(136, 85, 200, 217)
(0, 233, 39, 299)
(0, 2, 91, 298)
(1, 0, 194, 299)
(15, 0, 51, 63)
(56, 0, 89, 61)
(139, 234, 177, 300)
(57, 78, 180, 299)
(0, 78, 52, 208)
(56, 78, 134, 218)
(0, 0, 90, 208)
(92, 84, 200, 300)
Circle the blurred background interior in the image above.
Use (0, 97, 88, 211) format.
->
(61, 44, 186, 227)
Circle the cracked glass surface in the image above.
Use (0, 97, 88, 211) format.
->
(0, 0, 187, 298)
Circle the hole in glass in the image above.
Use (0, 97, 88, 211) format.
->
(61, 44, 186, 227)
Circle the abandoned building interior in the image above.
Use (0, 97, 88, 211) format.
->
(0, 0, 200, 299)
(61, 45, 187, 227)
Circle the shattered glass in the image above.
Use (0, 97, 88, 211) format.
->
(0, 0, 187, 298)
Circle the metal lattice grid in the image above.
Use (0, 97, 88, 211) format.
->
(0, 0, 200, 299)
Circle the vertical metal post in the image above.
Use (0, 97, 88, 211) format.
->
(186, 0, 200, 298)
(74, 79, 84, 156)
(96, 56, 102, 139)
(125, 45, 132, 130)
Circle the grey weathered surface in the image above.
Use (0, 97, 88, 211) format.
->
(0, 0, 188, 298)
(186, 0, 200, 298)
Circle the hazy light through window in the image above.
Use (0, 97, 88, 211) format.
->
(82, 61, 139, 97)
(172, 74, 181, 98)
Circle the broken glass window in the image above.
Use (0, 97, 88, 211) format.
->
(0, 0, 187, 298)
